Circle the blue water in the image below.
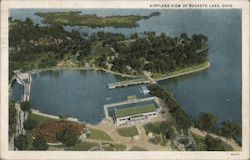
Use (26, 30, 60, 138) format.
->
(10, 9, 242, 124)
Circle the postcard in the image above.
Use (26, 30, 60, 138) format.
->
(0, 0, 249, 159)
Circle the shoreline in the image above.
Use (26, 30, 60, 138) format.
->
(26, 61, 210, 82)
(30, 109, 240, 151)
(155, 61, 210, 82)
(28, 66, 143, 78)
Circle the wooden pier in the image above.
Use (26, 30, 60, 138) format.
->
(107, 78, 150, 89)
(107, 71, 156, 89)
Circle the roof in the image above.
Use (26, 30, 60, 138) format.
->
(115, 105, 157, 118)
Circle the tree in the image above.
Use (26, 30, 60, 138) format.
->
(56, 128, 78, 147)
(221, 120, 241, 139)
(159, 122, 175, 139)
(14, 134, 28, 150)
(9, 101, 17, 136)
(23, 118, 37, 130)
(204, 134, 232, 151)
(197, 112, 217, 132)
(20, 101, 31, 111)
(33, 136, 49, 150)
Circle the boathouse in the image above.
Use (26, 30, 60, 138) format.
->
(113, 104, 159, 125)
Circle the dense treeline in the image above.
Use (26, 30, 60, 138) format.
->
(148, 85, 193, 130)
(9, 17, 90, 79)
(110, 32, 208, 74)
(9, 18, 208, 80)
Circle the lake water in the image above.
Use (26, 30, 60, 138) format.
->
(10, 9, 242, 124)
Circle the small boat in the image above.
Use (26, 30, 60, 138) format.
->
(106, 97, 111, 100)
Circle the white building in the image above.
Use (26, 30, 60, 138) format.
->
(139, 86, 150, 94)
(114, 105, 160, 126)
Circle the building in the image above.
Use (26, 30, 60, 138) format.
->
(139, 86, 150, 94)
(113, 105, 160, 125)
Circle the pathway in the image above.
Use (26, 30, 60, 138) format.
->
(87, 119, 172, 151)
(190, 127, 241, 151)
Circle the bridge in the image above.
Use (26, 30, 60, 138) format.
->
(107, 71, 156, 89)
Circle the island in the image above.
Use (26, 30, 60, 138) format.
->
(35, 11, 161, 28)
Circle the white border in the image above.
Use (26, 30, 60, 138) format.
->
(1, 0, 249, 160)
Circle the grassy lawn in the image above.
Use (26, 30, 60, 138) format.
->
(67, 141, 126, 151)
(117, 126, 139, 137)
(152, 61, 209, 79)
(29, 113, 59, 125)
(67, 141, 98, 151)
(102, 143, 126, 151)
(129, 146, 147, 151)
(87, 128, 112, 141)
(115, 105, 157, 118)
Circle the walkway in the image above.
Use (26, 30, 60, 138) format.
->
(87, 119, 172, 151)
(190, 127, 241, 151)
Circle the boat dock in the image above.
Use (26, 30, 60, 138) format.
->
(107, 71, 156, 89)
(107, 78, 150, 89)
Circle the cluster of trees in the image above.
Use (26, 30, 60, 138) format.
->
(90, 31, 126, 46)
(14, 134, 49, 150)
(14, 117, 49, 150)
(9, 17, 91, 79)
(145, 121, 175, 139)
(20, 101, 31, 111)
(56, 128, 78, 147)
(204, 134, 232, 151)
(196, 112, 241, 142)
(110, 32, 208, 74)
(148, 85, 193, 130)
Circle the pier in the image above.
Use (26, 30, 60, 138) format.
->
(107, 78, 150, 89)
(107, 71, 156, 89)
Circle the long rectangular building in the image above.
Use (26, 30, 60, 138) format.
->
(114, 104, 160, 125)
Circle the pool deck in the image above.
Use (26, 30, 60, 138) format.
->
(103, 96, 161, 119)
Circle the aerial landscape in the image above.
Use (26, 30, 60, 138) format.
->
(9, 9, 242, 151)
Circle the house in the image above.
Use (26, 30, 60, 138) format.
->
(113, 105, 160, 125)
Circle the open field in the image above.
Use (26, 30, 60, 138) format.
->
(29, 113, 59, 124)
(88, 128, 112, 141)
(117, 126, 139, 137)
